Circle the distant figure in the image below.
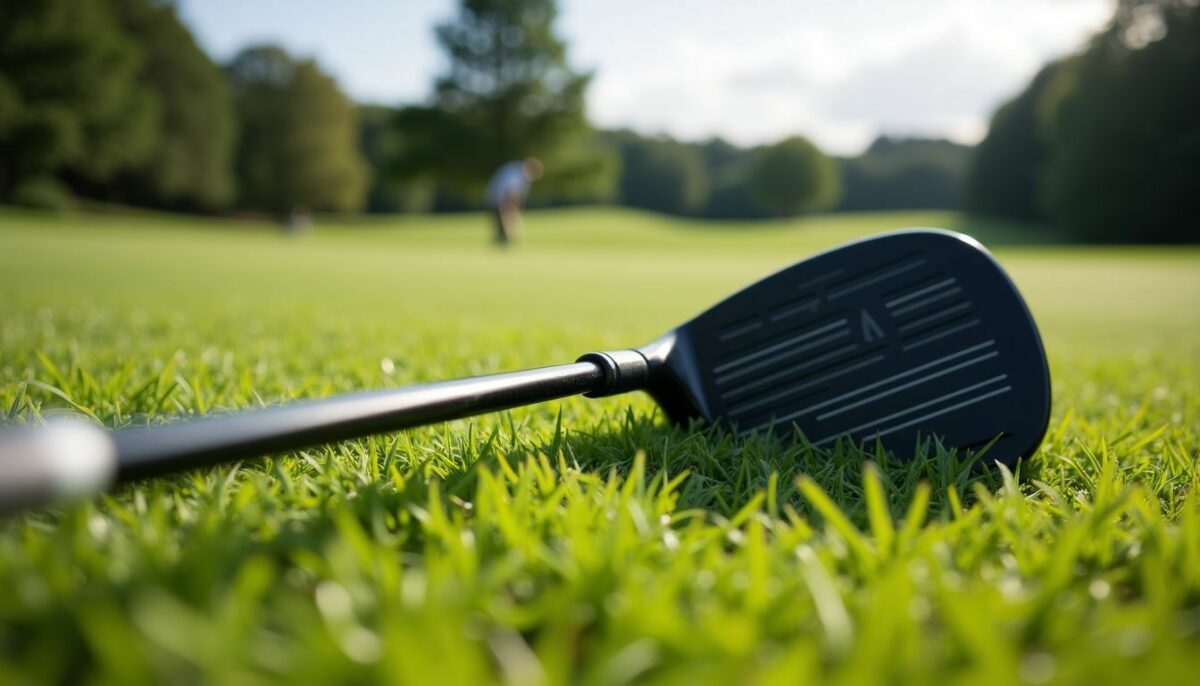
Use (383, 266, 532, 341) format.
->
(486, 157, 543, 246)
(286, 206, 313, 236)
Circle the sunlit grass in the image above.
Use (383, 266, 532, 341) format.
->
(0, 206, 1198, 683)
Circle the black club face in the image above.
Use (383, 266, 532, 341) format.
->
(640, 229, 1051, 467)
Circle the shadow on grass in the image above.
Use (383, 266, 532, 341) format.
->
(81, 410, 1010, 573)
(44, 412, 1012, 604)
(422, 411, 1008, 525)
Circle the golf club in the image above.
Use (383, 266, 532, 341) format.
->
(0, 229, 1051, 514)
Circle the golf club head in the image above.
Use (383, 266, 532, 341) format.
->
(639, 229, 1050, 467)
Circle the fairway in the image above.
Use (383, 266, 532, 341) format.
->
(1, 207, 1199, 683)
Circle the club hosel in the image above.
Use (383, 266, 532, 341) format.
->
(576, 349, 651, 397)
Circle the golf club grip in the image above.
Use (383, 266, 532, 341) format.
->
(113, 361, 607, 482)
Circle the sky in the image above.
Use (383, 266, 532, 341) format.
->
(177, 0, 1114, 156)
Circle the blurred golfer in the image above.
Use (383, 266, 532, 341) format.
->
(486, 157, 543, 246)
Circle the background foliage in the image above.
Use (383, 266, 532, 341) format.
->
(0, 0, 155, 203)
(840, 137, 970, 213)
(394, 0, 611, 201)
(748, 136, 840, 216)
(102, 0, 236, 211)
(967, 62, 1061, 223)
(1, 0, 1196, 238)
(969, 0, 1199, 242)
(227, 45, 368, 215)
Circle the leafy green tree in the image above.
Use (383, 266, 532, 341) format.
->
(359, 105, 434, 213)
(396, 0, 612, 199)
(603, 130, 708, 215)
(704, 163, 767, 220)
(694, 137, 770, 219)
(0, 0, 155, 203)
(1038, 0, 1200, 242)
(967, 62, 1062, 221)
(228, 45, 368, 214)
(104, 0, 235, 210)
(749, 136, 840, 216)
(697, 137, 744, 174)
(841, 136, 972, 211)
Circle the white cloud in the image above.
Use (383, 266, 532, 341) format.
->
(568, 0, 1113, 154)
(826, 30, 1026, 144)
(180, 0, 1113, 155)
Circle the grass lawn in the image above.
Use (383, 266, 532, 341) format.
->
(0, 206, 1198, 684)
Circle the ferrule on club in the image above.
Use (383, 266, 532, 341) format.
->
(576, 349, 651, 397)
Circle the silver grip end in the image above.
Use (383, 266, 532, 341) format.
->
(0, 421, 117, 515)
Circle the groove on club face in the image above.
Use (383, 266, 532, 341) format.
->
(639, 229, 1051, 467)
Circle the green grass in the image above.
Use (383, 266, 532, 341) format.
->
(0, 206, 1198, 684)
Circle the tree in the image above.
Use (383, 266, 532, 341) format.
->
(748, 136, 840, 216)
(359, 105, 433, 213)
(227, 46, 368, 215)
(0, 0, 155, 203)
(603, 130, 708, 215)
(967, 62, 1062, 221)
(1038, 0, 1200, 242)
(396, 0, 612, 199)
(103, 0, 236, 210)
(841, 136, 972, 211)
(704, 162, 768, 220)
(694, 137, 772, 219)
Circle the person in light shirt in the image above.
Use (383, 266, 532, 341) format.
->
(486, 157, 543, 246)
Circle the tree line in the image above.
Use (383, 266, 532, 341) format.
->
(584, 131, 970, 219)
(0, 0, 970, 220)
(1, 0, 1196, 241)
(0, 0, 366, 216)
(968, 0, 1198, 243)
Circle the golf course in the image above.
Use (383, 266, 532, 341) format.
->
(1, 207, 1198, 683)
